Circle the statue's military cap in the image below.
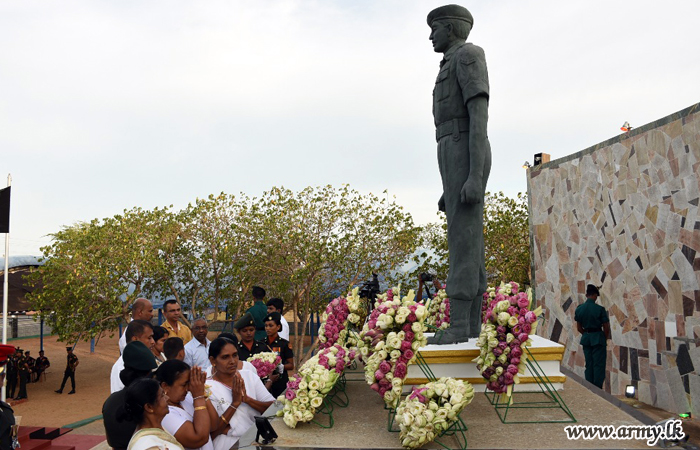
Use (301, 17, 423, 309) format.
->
(427, 4, 474, 27)
(234, 312, 256, 330)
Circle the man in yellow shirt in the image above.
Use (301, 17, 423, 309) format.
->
(162, 300, 192, 344)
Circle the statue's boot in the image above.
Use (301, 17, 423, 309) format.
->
(427, 298, 469, 345)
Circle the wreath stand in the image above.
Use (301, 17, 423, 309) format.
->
(310, 395, 335, 429)
(386, 350, 469, 449)
(484, 347, 576, 424)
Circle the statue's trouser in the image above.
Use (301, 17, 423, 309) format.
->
(432, 128, 491, 343)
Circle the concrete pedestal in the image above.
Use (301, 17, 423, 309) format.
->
(407, 334, 566, 391)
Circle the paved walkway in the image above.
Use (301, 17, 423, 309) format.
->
(72, 376, 683, 449)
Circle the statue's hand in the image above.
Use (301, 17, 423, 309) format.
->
(460, 179, 482, 204)
(438, 194, 446, 212)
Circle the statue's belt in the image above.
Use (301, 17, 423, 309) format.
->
(436, 118, 469, 142)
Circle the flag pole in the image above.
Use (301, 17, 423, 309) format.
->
(2, 173, 10, 347)
(2, 173, 10, 402)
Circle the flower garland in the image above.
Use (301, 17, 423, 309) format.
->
(425, 288, 450, 330)
(359, 286, 428, 409)
(247, 352, 281, 379)
(396, 377, 474, 449)
(474, 281, 542, 397)
(317, 287, 366, 350)
(277, 344, 355, 428)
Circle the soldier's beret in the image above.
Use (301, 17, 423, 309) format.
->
(265, 311, 282, 326)
(0, 344, 15, 364)
(123, 341, 157, 371)
(427, 5, 474, 27)
(586, 284, 600, 296)
(234, 312, 256, 330)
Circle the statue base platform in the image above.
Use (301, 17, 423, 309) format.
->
(406, 334, 566, 391)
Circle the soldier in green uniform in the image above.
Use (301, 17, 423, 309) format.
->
(246, 286, 269, 341)
(15, 349, 29, 400)
(235, 312, 268, 361)
(574, 284, 611, 388)
(1, 344, 19, 450)
(260, 312, 294, 398)
(5, 349, 17, 399)
(55, 346, 78, 394)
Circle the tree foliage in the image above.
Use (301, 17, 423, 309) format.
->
(26, 186, 420, 363)
(483, 192, 531, 286)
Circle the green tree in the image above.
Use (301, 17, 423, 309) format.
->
(237, 185, 419, 365)
(483, 192, 530, 286)
(26, 207, 178, 342)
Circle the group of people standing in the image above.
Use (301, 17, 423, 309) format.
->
(104, 286, 294, 450)
(4, 347, 51, 400)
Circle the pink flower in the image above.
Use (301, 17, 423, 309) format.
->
(507, 364, 519, 375)
(504, 372, 514, 384)
(493, 347, 503, 357)
(496, 326, 506, 334)
(507, 306, 517, 316)
(379, 361, 391, 374)
(407, 312, 417, 322)
(370, 383, 380, 392)
(394, 362, 408, 379)
(518, 333, 529, 343)
(498, 342, 507, 351)
(509, 297, 518, 306)
(403, 324, 412, 333)
(510, 339, 521, 348)
(401, 341, 412, 352)
(510, 357, 520, 365)
(404, 331, 415, 341)
(517, 296, 529, 308)
(522, 323, 532, 334)
(403, 349, 414, 360)
(525, 311, 537, 324)
(511, 347, 522, 358)
(512, 325, 522, 334)
(285, 389, 296, 400)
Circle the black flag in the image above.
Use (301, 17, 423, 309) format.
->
(0, 186, 10, 233)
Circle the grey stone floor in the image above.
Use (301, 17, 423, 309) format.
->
(75, 375, 671, 449)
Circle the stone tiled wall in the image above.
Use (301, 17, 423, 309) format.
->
(528, 103, 700, 414)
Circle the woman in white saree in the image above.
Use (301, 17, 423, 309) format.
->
(206, 337, 274, 450)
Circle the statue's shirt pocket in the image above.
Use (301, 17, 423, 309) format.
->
(433, 68, 450, 102)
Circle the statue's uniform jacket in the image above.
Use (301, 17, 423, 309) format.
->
(433, 42, 492, 302)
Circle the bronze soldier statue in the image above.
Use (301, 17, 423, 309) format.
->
(427, 5, 491, 344)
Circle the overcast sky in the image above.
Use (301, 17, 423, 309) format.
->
(2, 0, 699, 256)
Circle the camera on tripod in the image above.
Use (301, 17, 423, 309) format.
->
(359, 273, 381, 300)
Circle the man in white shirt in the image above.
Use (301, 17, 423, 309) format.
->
(111, 320, 155, 393)
(184, 318, 211, 370)
(266, 298, 289, 341)
(119, 298, 154, 354)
